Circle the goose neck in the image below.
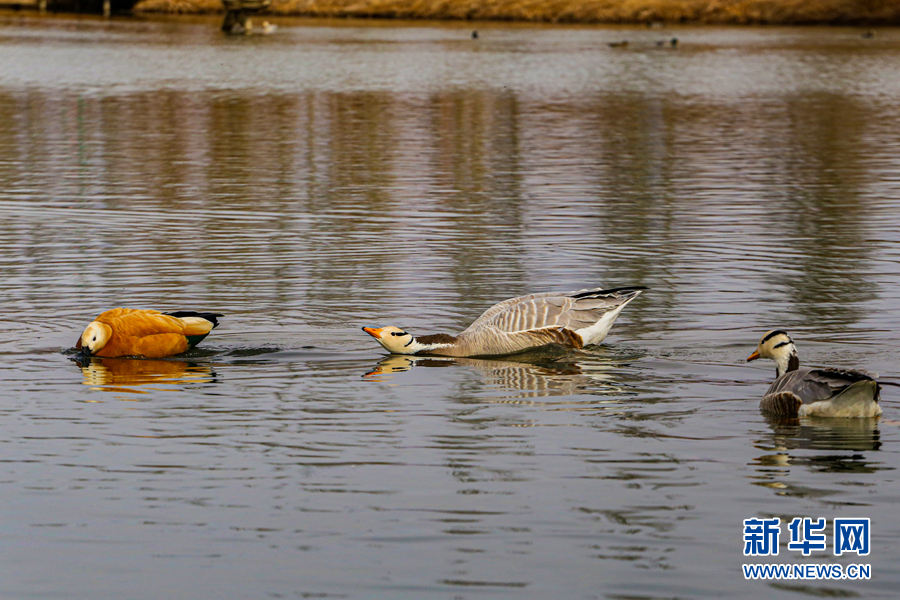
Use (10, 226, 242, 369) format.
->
(776, 352, 800, 378)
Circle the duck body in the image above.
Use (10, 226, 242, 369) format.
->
(363, 285, 645, 357)
(77, 308, 222, 358)
(748, 330, 881, 418)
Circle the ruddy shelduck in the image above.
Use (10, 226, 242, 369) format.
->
(77, 308, 222, 358)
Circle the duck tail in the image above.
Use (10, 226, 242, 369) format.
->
(165, 311, 222, 329)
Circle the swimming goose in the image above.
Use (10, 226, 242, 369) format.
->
(747, 330, 882, 418)
(77, 308, 222, 358)
(362, 285, 645, 357)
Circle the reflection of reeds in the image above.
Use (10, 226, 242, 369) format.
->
(221, 0, 271, 10)
(137, 0, 217, 13)
(133, 0, 900, 25)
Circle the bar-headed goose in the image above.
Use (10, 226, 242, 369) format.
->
(362, 285, 645, 357)
(747, 330, 882, 418)
(77, 308, 222, 358)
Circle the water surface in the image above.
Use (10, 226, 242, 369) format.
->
(2, 13, 900, 599)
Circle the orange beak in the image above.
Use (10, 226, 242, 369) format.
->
(747, 350, 760, 362)
(362, 326, 383, 339)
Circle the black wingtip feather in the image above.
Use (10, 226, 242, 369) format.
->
(165, 311, 223, 329)
(571, 285, 648, 299)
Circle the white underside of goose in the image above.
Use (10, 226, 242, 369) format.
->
(795, 380, 882, 418)
(573, 301, 634, 346)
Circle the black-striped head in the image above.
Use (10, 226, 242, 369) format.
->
(748, 330, 800, 377)
(362, 326, 418, 355)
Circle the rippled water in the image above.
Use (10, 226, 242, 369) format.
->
(2, 12, 900, 599)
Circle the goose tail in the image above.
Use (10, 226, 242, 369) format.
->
(572, 286, 645, 346)
(571, 285, 648, 300)
(798, 380, 882, 418)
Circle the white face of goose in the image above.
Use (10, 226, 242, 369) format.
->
(80, 321, 112, 356)
(747, 329, 798, 376)
(362, 326, 417, 355)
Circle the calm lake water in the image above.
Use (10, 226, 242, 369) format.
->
(2, 11, 900, 599)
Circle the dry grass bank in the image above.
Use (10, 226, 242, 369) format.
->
(132, 0, 900, 25)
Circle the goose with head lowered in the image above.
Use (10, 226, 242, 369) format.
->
(362, 285, 645, 357)
(747, 330, 882, 418)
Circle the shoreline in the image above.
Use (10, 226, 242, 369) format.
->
(129, 0, 900, 26)
(0, 1, 897, 26)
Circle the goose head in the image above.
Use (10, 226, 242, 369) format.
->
(80, 321, 112, 356)
(362, 326, 417, 355)
(747, 329, 800, 378)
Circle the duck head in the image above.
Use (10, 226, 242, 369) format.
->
(747, 329, 800, 378)
(80, 321, 112, 356)
(362, 326, 418, 355)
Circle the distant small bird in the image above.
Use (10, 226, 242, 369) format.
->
(655, 37, 678, 47)
(362, 285, 645, 357)
(608, 40, 628, 48)
(77, 308, 222, 358)
(862, 29, 875, 39)
(747, 330, 882, 418)
(262, 21, 277, 35)
(472, 30, 478, 39)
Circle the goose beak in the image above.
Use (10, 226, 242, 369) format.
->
(362, 327, 383, 340)
(747, 350, 760, 362)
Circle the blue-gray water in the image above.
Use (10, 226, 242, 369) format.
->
(2, 12, 900, 598)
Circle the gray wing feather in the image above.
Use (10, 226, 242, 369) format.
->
(449, 287, 642, 356)
(461, 287, 634, 336)
(565, 297, 627, 331)
(465, 291, 575, 332)
(474, 297, 575, 334)
(759, 392, 803, 416)
(449, 326, 582, 357)
(765, 367, 876, 406)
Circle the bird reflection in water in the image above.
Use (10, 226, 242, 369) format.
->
(363, 347, 632, 399)
(749, 414, 882, 494)
(75, 356, 217, 398)
(761, 414, 882, 453)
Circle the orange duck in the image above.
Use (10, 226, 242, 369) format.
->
(76, 308, 222, 358)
